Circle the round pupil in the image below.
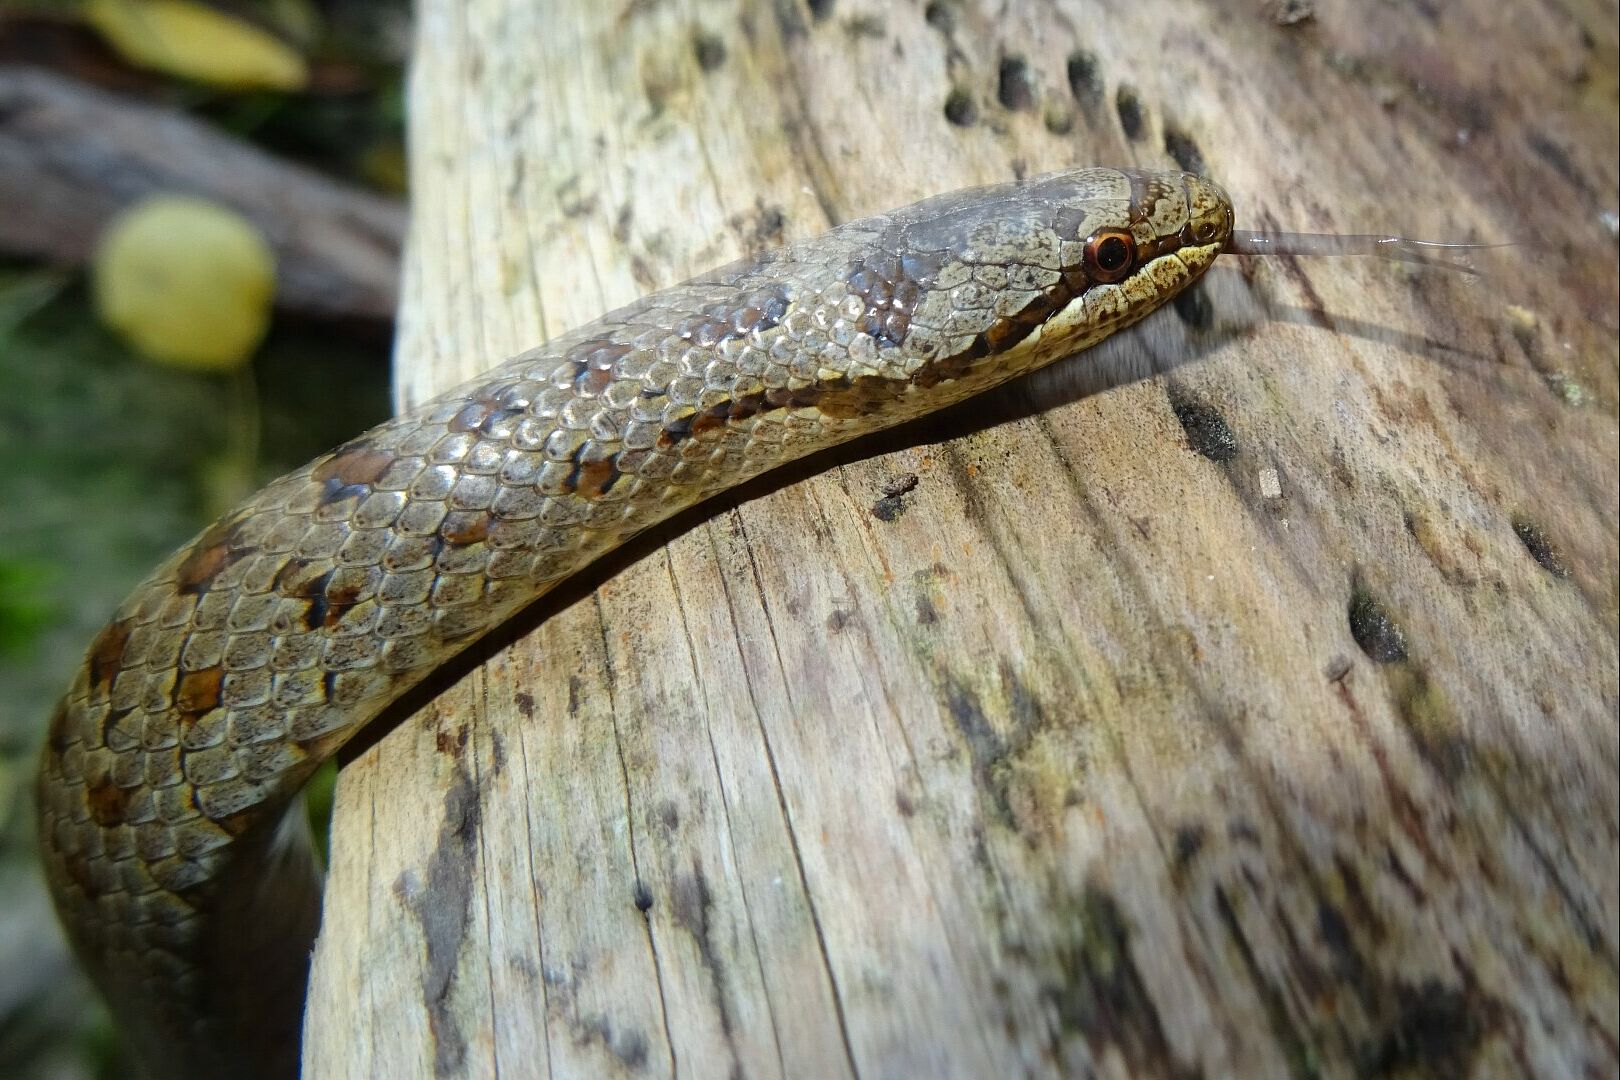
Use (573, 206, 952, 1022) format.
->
(1097, 235, 1128, 271)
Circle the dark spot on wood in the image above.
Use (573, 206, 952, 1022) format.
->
(1317, 900, 1357, 974)
(1045, 885, 1187, 1072)
(943, 87, 977, 126)
(732, 202, 787, 253)
(88, 619, 134, 690)
(872, 473, 919, 522)
(826, 608, 851, 632)
(1525, 133, 1592, 198)
(1172, 825, 1205, 869)
(633, 880, 654, 912)
(997, 55, 1036, 111)
(923, 0, 954, 31)
(513, 691, 534, 718)
(1066, 50, 1103, 107)
(806, 0, 834, 20)
(87, 773, 131, 827)
(1044, 106, 1075, 136)
(1114, 85, 1145, 140)
(1348, 587, 1408, 664)
(175, 667, 224, 719)
(895, 789, 916, 816)
(1273, 0, 1315, 26)
(692, 29, 726, 71)
(1171, 284, 1213, 330)
(669, 864, 737, 1039)
(1361, 979, 1490, 1075)
(1166, 384, 1238, 462)
(1511, 516, 1570, 578)
(881, 473, 920, 499)
(436, 724, 469, 758)
(395, 769, 480, 1077)
(1162, 127, 1206, 174)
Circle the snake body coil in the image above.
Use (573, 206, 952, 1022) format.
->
(37, 168, 1234, 1077)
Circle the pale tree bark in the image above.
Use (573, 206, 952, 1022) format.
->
(304, 1, 1618, 1076)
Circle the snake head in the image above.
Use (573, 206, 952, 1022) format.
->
(1049, 168, 1234, 286)
(886, 168, 1235, 391)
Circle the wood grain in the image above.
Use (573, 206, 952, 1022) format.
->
(304, 0, 1618, 1076)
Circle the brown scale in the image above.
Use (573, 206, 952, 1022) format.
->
(567, 455, 621, 498)
(86, 773, 132, 828)
(272, 559, 359, 632)
(175, 519, 256, 595)
(311, 443, 395, 508)
(844, 249, 941, 348)
(448, 395, 527, 436)
(88, 619, 135, 691)
(440, 510, 492, 545)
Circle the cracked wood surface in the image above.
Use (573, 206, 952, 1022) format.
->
(303, 1, 1618, 1077)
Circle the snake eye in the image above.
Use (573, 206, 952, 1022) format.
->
(1195, 220, 1217, 242)
(1083, 229, 1136, 283)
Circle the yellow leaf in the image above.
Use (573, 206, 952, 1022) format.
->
(93, 195, 277, 373)
(85, 0, 308, 91)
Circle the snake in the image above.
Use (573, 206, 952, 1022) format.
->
(36, 167, 1474, 1078)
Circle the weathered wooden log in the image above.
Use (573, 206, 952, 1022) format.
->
(305, 1, 1618, 1076)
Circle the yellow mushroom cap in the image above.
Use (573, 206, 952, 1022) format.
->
(93, 195, 277, 373)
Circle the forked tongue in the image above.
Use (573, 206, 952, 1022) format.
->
(1224, 231, 1500, 275)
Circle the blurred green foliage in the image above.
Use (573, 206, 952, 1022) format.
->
(0, 6, 408, 1075)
